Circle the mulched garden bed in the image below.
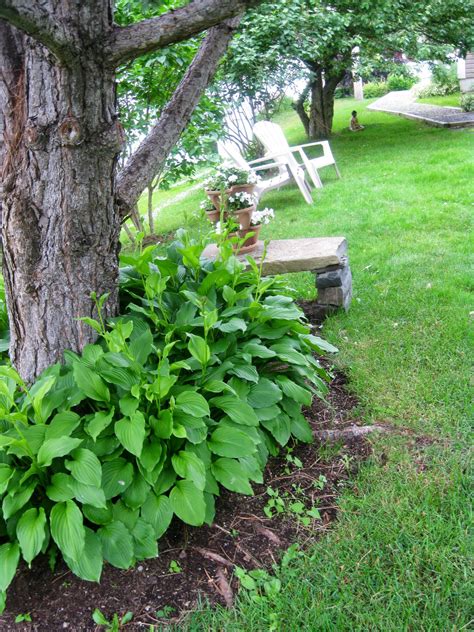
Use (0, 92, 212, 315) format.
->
(1, 315, 373, 631)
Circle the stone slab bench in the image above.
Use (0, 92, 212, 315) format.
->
(202, 237, 352, 317)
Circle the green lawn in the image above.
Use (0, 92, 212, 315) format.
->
(139, 99, 473, 630)
(416, 92, 462, 107)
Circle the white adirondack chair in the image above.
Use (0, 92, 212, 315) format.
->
(253, 121, 341, 189)
(217, 140, 313, 204)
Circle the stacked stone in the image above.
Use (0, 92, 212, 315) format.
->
(315, 255, 352, 314)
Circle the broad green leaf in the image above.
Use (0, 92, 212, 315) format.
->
(248, 378, 282, 408)
(29, 375, 56, 424)
(65, 527, 102, 582)
(71, 479, 107, 509)
(102, 458, 134, 499)
(301, 334, 338, 354)
(122, 472, 150, 510)
(255, 405, 281, 421)
(169, 480, 206, 526)
(2, 483, 36, 520)
(175, 391, 210, 418)
(45, 411, 81, 441)
(150, 374, 177, 399)
(217, 318, 247, 333)
(86, 408, 115, 441)
(242, 341, 276, 359)
(119, 396, 139, 417)
(208, 427, 256, 458)
(276, 376, 312, 406)
(228, 364, 259, 383)
(66, 448, 102, 487)
(115, 412, 145, 457)
(151, 410, 173, 439)
(50, 500, 85, 562)
(98, 364, 140, 390)
(46, 473, 74, 502)
(37, 436, 83, 468)
(129, 327, 153, 364)
(141, 493, 172, 539)
(83, 503, 113, 526)
(210, 395, 259, 426)
(0, 543, 20, 592)
(132, 518, 158, 560)
(261, 413, 291, 446)
(187, 334, 210, 366)
(0, 465, 13, 495)
(139, 439, 163, 472)
(290, 414, 314, 443)
(98, 521, 134, 569)
(112, 500, 139, 531)
(72, 361, 110, 402)
(16, 507, 47, 565)
(211, 458, 254, 495)
(171, 451, 206, 491)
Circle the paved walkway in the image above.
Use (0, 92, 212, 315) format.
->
(368, 89, 474, 128)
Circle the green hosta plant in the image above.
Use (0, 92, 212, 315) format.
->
(0, 230, 336, 610)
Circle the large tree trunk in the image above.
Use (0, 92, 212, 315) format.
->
(1, 5, 122, 383)
(307, 68, 345, 139)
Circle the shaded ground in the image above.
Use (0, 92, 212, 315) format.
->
(2, 312, 373, 631)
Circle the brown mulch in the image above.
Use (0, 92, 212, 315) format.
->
(1, 313, 375, 631)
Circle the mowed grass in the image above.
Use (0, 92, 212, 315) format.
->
(142, 99, 474, 630)
(417, 92, 462, 107)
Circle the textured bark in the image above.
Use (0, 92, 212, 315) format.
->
(107, 0, 261, 67)
(293, 80, 311, 137)
(116, 17, 241, 215)
(307, 68, 345, 139)
(1, 2, 122, 383)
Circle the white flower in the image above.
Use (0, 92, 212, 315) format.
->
(251, 207, 275, 226)
(227, 174, 238, 183)
(215, 221, 223, 235)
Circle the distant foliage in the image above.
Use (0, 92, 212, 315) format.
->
(417, 63, 459, 97)
(0, 231, 336, 609)
(460, 93, 474, 111)
(363, 81, 390, 98)
(387, 72, 416, 91)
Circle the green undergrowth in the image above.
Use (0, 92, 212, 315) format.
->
(0, 231, 338, 612)
(150, 99, 473, 629)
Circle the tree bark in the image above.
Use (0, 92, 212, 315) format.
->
(307, 68, 346, 139)
(292, 79, 311, 137)
(1, 2, 123, 383)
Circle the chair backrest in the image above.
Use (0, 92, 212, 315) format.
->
(253, 121, 300, 171)
(217, 140, 249, 170)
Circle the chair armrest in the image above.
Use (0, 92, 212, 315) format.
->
(294, 140, 330, 151)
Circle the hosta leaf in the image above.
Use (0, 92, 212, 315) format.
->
(102, 458, 134, 499)
(175, 391, 210, 418)
(0, 543, 20, 592)
(208, 427, 256, 458)
(64, 527, 102, 582)
(50, 500, 85, 562)
(113, 500, 139, 531)
(72, 361, 110, 402)
(0, 465, 13, 495)
(210, 395, 259, 426)
(16, 507, 47, 565)
(169, 480, 206, 526)
(290, 414, 314, 443)
(98, 521, 134, 569)
(45, 412, 81, 441)
(255, 405, 281, 421)
(187, 334, 210, 366)
(171, 451, 206, 491)
(211, 458, 254, 495)
(139, 439, 163, 472)
(141, 493, 172, 539)
(70, 479, 107, 509)
(248, 378, 283, 408)
(115, 412, 145, 457)
(46, 473, 74, 502)
(98, 364, 140, 389)
(37, 437, 83, 468)
(228, 364, 259, 383)
(132, 518, 158, 560)
(242, 341, 276, 359)
(119, 396, 139, 417)
(276, 376, 312, 406)
(86, 408, 115, 441)
(301, 334, 338, 354)
(217, 318, 247, 333)
(261, 413, 291, 446)
(66, 448, 102, 487)
(2, 483, 36, 520)
(122, 472, 150, 510)
(83, 503, 113, 526)
(129, 326, 153, 364)
(151, 410, 173, 440)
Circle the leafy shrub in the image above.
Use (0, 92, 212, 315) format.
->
(387, 73, 416, 91)
(417, 63, 459, 97)
(460, 92, 474, 112)
(0, 231, 335, 609)
(363, 81, 389, 99)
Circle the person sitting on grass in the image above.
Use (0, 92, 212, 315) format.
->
(350, 110, 364, 131)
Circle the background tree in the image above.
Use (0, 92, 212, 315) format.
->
(0, 0, 263, 383)
(227, 0, 474, 139)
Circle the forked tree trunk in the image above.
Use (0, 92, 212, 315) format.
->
(1, 6, 122, 383)
(307, 68, 345, 139)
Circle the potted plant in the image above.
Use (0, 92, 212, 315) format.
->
(204, 169, 227, 208)
(237, 206, 275, 252)
(200, 198, 220, 223)
(227, 190, 257, 230)
(224, 167, 259, 195)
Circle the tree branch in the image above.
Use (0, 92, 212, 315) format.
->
(107, 0, 261, 67)
(0, 2, 71, 62)
(116, 17, 241, 216)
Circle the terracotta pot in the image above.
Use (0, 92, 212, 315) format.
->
(205, 189, 222, 210)
(234, 224, 262, 254)
(232, 205, 255, 230)
(227, 183, 257, 195)
(205, 209, 220, 223)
